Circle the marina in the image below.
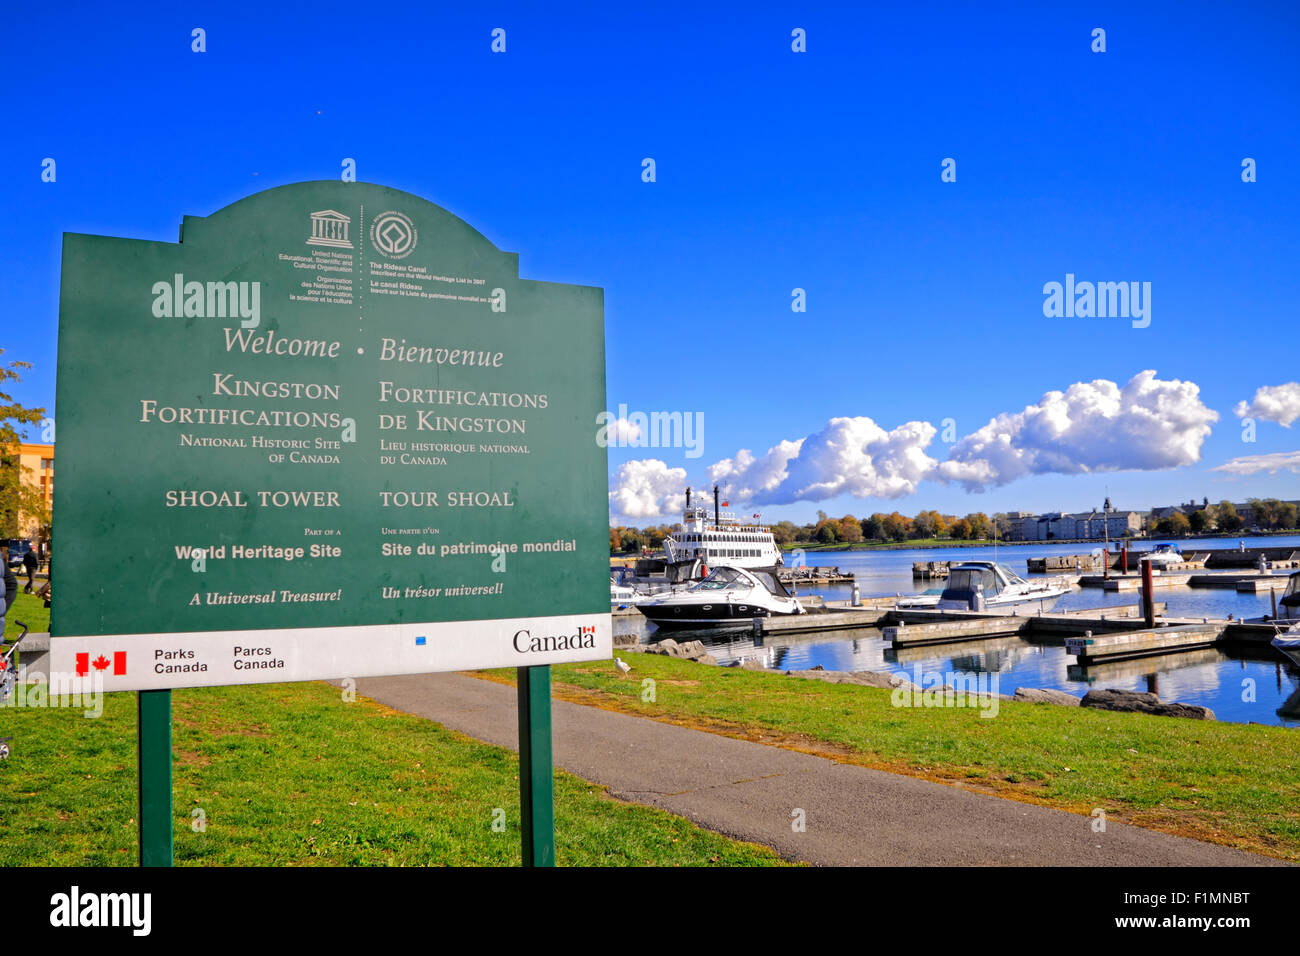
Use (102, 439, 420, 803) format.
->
(615, 533, 1300, 726)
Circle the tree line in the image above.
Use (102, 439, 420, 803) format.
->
(610, 509, 1012, 553)
(1152, 499, 1298, 536)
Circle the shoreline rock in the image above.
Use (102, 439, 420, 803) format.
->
(621, 652, 1213, 721)
(1013, 687, 1081, 707)
(1081, 688, 1215, 720)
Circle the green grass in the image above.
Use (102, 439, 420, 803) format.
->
(3, 589, 49, 643)
(0, 679, 791, 867)
(480, 656, 1300, 861)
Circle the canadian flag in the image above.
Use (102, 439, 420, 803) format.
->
(721, 500, 729, 507)
(579, 626, 595, 636)
(76, 651, 126, 676)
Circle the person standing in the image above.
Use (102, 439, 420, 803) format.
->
(0, 548, 15, 640)
(22, 548, 38, 593)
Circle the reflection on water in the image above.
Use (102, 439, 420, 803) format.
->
(618, 535, 1300, 726)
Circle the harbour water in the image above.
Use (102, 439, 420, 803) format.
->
(619, 534, 1300, 727)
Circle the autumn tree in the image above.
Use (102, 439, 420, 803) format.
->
(1156, 512, 1191, 535)
(771, 521, 800, 546)
(1216, 501, 1243, 532)
(861, 514, 887, 541)
(882, 511, 912, 541)
(912, 509, 947, 540)
(0, 352, 48, 538)
(966, 512, 990, 540)
(838, 515, 864, 542)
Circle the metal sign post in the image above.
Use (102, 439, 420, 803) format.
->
(138, 689, 173, 867)
(517, 665, 555, 867)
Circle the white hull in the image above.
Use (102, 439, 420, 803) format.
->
(1274, 628, 1300, 668)
(936, 563, 1072, 612)
(638, 566, 805, 628)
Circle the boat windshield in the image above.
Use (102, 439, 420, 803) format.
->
(947, 567, 1000, 595)
(691, 567, 752, 591)
(747, 569, 790, 597)
(996, 563, 1026, 585)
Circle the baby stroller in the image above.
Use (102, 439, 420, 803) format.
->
(1, 621, 29, 760)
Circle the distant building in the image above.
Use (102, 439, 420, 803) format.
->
(1001, 512, 1031, 541)
(1017, 505, 1140, 541)
(2, 441, 54, 539)
(1149, 497, 1300, 531)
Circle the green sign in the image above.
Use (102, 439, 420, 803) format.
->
(52, 182, 610, 690)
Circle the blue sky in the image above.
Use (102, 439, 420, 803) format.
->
(3, 1, 1298, 524)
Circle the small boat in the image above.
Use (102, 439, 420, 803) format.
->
(1279, 571, 1300, 612)
(637, 565, 806, 628)
(936, 561, 1070, 612)
(610, 567, 669, 607)
(1273, 623, 1300, 668)
(1135, 543, 1184, 568)
(895, 586, 945, 609)
(611, 581, 650, 606)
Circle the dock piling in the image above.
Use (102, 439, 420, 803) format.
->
(1141, 558, 1155, 627)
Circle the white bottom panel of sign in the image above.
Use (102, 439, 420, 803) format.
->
(46, 613, 613, 692)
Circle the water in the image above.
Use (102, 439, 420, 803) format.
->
(618, 534, 1300, 726)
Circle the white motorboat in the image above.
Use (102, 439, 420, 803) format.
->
(610, 567, 670, 606)
(895, 586, 945, 609)
(637, 565, 806, 628)
(936, 561, 1071, 612)
(1134, 543, 1184, 568)
(1273, 623, 1300, 668)
(1279, 571, 1300, 613)
(611, 582, 650, 606)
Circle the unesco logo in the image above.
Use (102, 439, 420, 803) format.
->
(370, 210, 417, 259)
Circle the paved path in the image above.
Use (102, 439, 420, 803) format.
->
(353, 672, 1283, 867)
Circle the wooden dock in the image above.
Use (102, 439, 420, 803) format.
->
(1027, 554, 1105, 573)
(1075, 570, 1295, 591)
(912, 561, 953, 580)
(1064, 623, 1224, 664)
(873, 600, 1282, 667)
(780, 567, 856, 586)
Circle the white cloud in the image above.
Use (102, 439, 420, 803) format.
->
(709, 417, 938, 504)
(707, 439, 804, 501)
(1212, 451, 1300, 476)
(609, 372, 1223, 522)
(608, 459, 687, 522)
(1234, 382, 1300, 428)
(937, 370, 1218, 491)
(604, 415, 642, 444)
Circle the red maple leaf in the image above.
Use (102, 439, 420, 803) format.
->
(92, 655, 111, 670)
